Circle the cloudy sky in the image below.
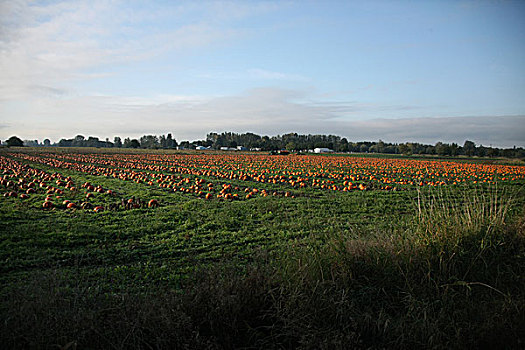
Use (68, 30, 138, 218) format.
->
(1, 0, 524, 147)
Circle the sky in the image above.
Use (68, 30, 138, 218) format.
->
(1, 0, 524, 148)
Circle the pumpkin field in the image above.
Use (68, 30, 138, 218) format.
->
(1, 147, 525, 349)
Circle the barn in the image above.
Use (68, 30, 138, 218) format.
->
(314, 147, 334, 153)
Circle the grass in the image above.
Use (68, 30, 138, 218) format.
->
(1, 149, 524, 349)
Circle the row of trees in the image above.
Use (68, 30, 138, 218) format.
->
(20, 134, 179, 150)
(2, 132, 524, 159)
(205, 132, 525, 158)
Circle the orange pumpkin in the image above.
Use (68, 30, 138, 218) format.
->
(148, 199, 159, 208)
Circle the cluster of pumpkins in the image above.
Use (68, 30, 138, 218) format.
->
(41, 198, 160, 212)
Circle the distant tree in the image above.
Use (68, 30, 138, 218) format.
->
(375, 140, 385, 153)
(114, 137, 122, 148)
(338, 138, 349, 152)
(206, 132, 219, 147)
(23, 139, 39, 147)
(384, 145, 397, 154)
(477, 145, 487, 157)
(129, 139, 140, 148)
(435, 142, 451, 156)
(6, 136, 24, 147)
(58, 139, 72, 147)
(463, 140, 476, 157)
(72, 135, 85, 147)
(397, 144, 407, 154)
(166, 133, 176, 148)
(43, 139, 51, 147)
(487, 147, 499, 157)
(359, 144, 369, 153)
(425, 145, 436, 154)
(85, 137, 100, 148)
(179, 141, 191, 149)
(139, 135, 159, 149)
(450, 143, 459, 156)
(285, 142, 297, 151)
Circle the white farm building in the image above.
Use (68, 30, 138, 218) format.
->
(314, 148, 334, 153)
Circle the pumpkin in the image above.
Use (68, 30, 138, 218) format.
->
(81, 202, 93, 210)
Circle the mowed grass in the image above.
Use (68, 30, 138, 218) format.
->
(1, 148, 524, 349)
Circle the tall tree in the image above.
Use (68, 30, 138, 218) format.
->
(166, 133, 176, 148)
(114, 137, 122, 148)
(139, 135, 159, 149)
(72, 135, 85, 147)
(6, 136, 24, 147)
(129, 139, 140, 148)
(463, 140, 476, 157)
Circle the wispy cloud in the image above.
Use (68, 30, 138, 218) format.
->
(341, 116, 525, 147)
(197, 68, 309, 82)
(248, 69, 309, 82)
(2, 86, 523, 148)
(0, 0, 280, 99)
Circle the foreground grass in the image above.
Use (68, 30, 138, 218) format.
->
(1, 186, 524, 349)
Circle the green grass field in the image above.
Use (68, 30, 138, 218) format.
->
(1, 147, 524, 349)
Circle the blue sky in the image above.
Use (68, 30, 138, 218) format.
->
(1, 0, 524, 147)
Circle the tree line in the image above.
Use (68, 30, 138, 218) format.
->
(2, 132, 524, 159)
(205, 132, 525, 158)
(9, 134, 178, 149)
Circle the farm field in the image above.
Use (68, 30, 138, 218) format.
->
(1, 147, 525, 349)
